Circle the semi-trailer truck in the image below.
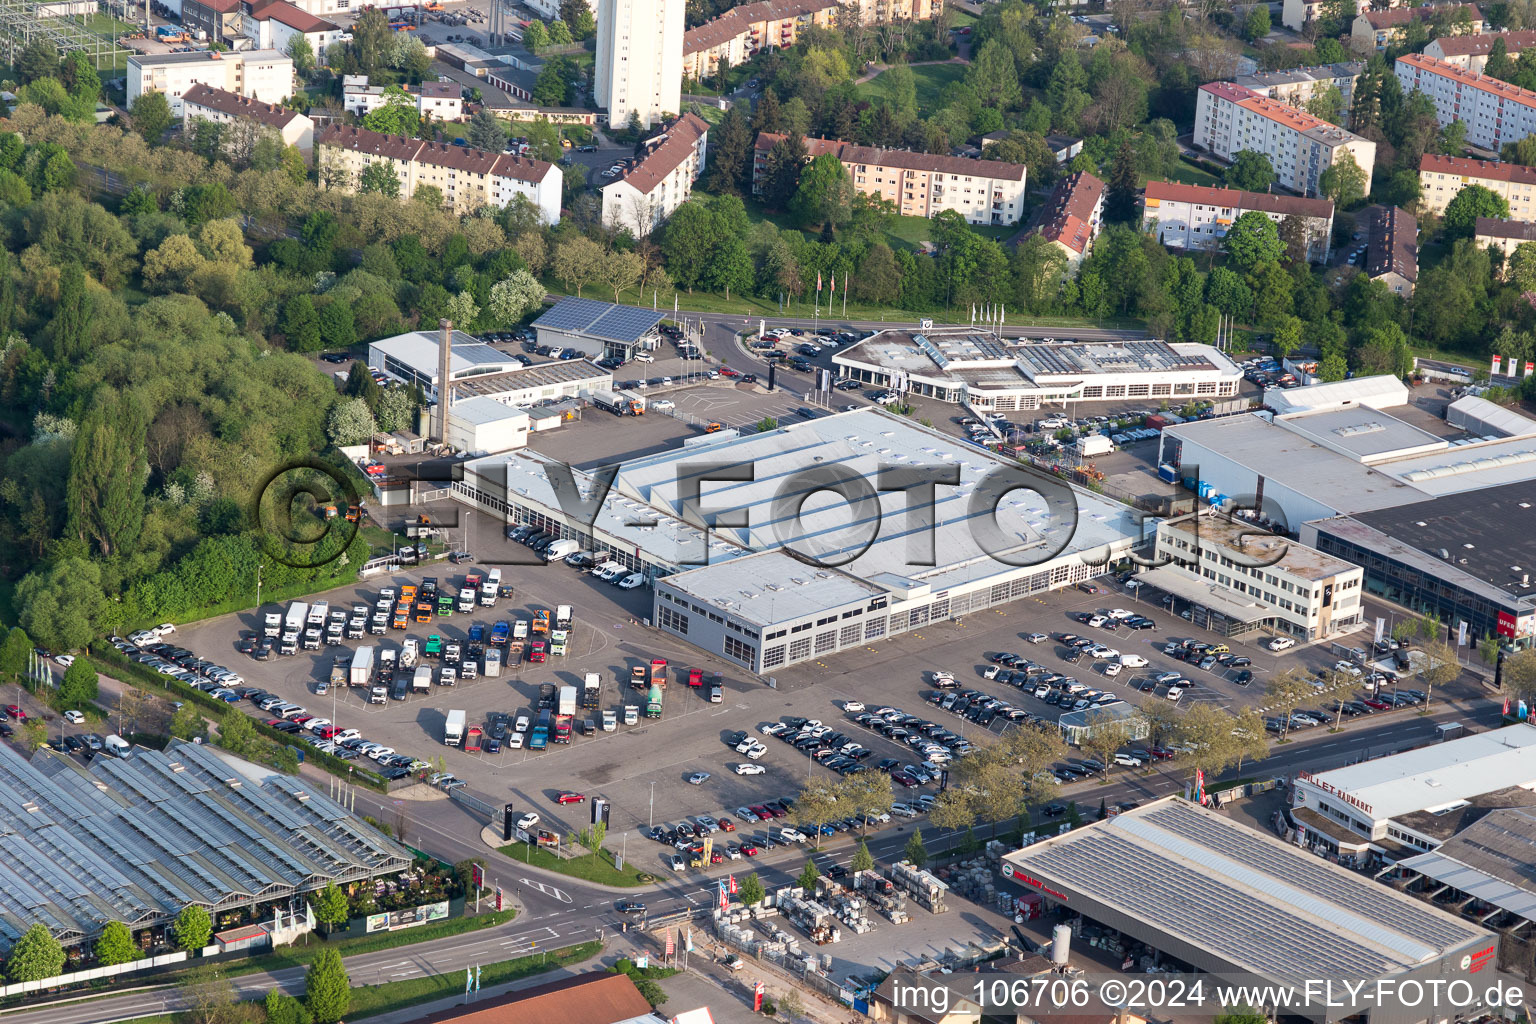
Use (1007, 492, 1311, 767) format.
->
(264, 611, 282, 637)
(445, 709, 466, 746)
(581, 672, 601, 709)
(553, 714, 572, 744)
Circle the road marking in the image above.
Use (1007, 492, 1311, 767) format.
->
(520, 879, 573, 903)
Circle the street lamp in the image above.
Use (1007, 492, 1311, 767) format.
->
(648, 781, 656, 828)
(255, 563, 265, 610)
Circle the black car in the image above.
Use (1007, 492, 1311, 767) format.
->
(1233, 670, 1253, 685)
(63, 735, 85, 753)
(616, 901, 646, 914)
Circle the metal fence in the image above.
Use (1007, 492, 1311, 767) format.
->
(448, 786, 499, 826)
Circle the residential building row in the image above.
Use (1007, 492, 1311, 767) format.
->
(242, 0, 346, 54)
(127, 48, 292, 117)
(1233, 62, 1367, 128)
(1282, 0, 1421, 33)
(1419, 153, 1536, 220)
(1193, 81, 1376, 198)
(1141, 180, 1336, 264)
(1036, 170, 1104, 272)
(681, 0, 940, 81)
(600, 112, 710, 235)
(1396, 53, 1536, 155)
(1350, 3, 1484, 51)
(595, 0, 685, 130)
(1474, 216, 1536, 264)
(752, 132, 1027, 225)
(342, 76, 464, 121)
(1364, 205, 1418, 297)
(1424, 29, 1536, 72)
(181, 81, 315, 152)
(316, 124, 562, 222)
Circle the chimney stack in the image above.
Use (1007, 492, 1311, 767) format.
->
(433, 318, 452, 444)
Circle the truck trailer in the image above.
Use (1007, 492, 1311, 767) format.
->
(445, 709, 466, 746)
(350, 646, 375, 686)
(285, 602, 308, 634)
(413, 666, 432, 693)
(558, 684, 577, 716)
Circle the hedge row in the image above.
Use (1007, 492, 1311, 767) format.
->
(92, 646, 388, 793)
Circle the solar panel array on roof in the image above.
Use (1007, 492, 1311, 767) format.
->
(532, 297, 663, 343)
(533, 296, 612, 332)
(1005, 797, 1487, 986)
(0, 741, 411, 952)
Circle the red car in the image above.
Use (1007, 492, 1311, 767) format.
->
(4, 705, 25, 721)
(750, 805, 772, 820)
(740, 843, 759, 857)
(710, 850, 724, 864)
(893, 773, 918, 788)
(717, 816, 736, 832)
(317, 726, 341, 739)
(719, 367, 740, 377)
(529, 641, 547, 663)
(1149, 747, 1176, 760)
(556, 791, 586, 804)
(1362, 697, 1392, 710)
(687, 668, 703, 687)
(290, 714, 314, 725)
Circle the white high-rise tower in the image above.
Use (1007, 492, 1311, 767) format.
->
(595, 0, 684, 129)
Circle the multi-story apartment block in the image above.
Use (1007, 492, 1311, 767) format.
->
(752, 133, 1025, 225)
(843, 0, 941, 25)
(682, 0, 839, 82)
(1474, 216, 1536, 264)
(1351, 3, 1483, 51)
(600, 113, 709, 235)
(127, 49, 292, 117)
(1036, 171, 1104, 272)
(595, 0, 684, 129)
(181, 82, 314, 153)
(316, 124, 562, 222)
(1142, 181, 1335, 263)
(1425, 30, 1536, 72)
(1364, 205, 1418, 297)
(342, 76, 464, 121)
(1419, 154, 1536, 219)
(242, 0, 345, 55)
(1234, 63, 1367, 127)
(1396, 53, 1536, 154)
(1194, 81, 1376, 198)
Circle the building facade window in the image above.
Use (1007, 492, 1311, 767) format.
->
(658, 606, 689, 635)
(723, 635, 755, 665)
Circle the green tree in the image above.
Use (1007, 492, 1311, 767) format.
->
(319, 302, 357, 349)
(94, 921, 137, 966)
(1242, 4, 1271, 41)
(6, 923, 65, 982)
(851, 838, 875, 872)
(760, 132, 807, 210)
(0, 627, 31, 683)
(1214, 1005, 1268, 1024)
(16, 39, 58, 84)
(305, 947, 350, 1024)
(789, 153, 853, 231)
(1223, 211, 1284, 273)
(467, 108, 505, 151)
(553, 236, 604, 297)
(58, 658, 98, 708)
(737, 872, 765, 907)
(359, 161, 401, 198)
(547, 18, 572, 44)
(281, 294, 322, 351)
(174, 905, 212, 952)
(1305, 84, 1345, 125)
(310, 881, 350, 929)
(1104, 139, 1139, 223)
(17, 557, 108, 652)
(266, 990, 314, 1024)
(533, 56, 576, 106)
(1225, 150, 1275, 192)
(1443, 184, 1510, 238)
(170, 703, 206, 741)
(1319, 151, 1367, 209)
(130, 91, 173, 145)
(522, 19, 549, 51)
(351, 7, 392, 73)
(489, 269, 545, 324)
(327, 397, 376, 445)
(903, 828, 928, 868)
(1504, 648, 1536, 704)
(966, 38, 1022, 110)
(1416, 639, 1460, 705)
(287, 35, 316, 79)
(796, 858, 820, 891)
(703, 103, 752, 194)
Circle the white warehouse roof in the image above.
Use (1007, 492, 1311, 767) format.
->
(1304, 723, 1536, 821)
(370, 330, 522, 381)
(1265, 374, 1409, 415)
(1447, 395, 1536, 440)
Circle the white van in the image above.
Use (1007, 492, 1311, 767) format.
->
(593, 561, 625, 581)
(543, 539, 580, 561)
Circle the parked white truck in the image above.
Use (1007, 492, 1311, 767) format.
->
(350, 646, 375, 686)
(413, 666, 432, 694)
(307, 601, 328, 628)
(285, 602, 308, 635)
(445, 709, 466, 746)
(263, 610, 282, 637)
(558, 685, 578, 717)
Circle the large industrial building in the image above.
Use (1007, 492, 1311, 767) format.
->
(367, 329, 613, 407)
(1291, 723, 1536, 858)
(0, 740, 410, 953)
(452, 408, 1142, 673)
(1001, 798, 1498, 1024)
(832, 333, 1242, 414)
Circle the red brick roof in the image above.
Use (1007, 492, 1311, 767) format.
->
(316, 124, 555, 184)
(1398, 53, 1536, 111)
(684, 9, 749, 54)
(754, 132, 1027, 182)
(1430, 29, 1536, 57)
(611, 113, 709, 194)
(1420, 153, 1536, 185)
(1475, 216, 1536, 242)
(1143, 180, 1335, 219)
(405, 972, 654, 1024)
(182, 83, 306, 131)
(1039, 171, 1104, 255)
(1199, 81, 1259, 103)
(249, 0, 336, 32)
(1361, 3, 1481, 29)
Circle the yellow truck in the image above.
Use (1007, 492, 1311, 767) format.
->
(532, 609, 550, 635)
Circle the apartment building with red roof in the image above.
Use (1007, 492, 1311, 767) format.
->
(1396, 53, 1536, 154)
(1142, 181, 1336, 263)
(1193, 81, 1375, 198)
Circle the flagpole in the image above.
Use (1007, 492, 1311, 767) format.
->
(842, 274, 847, 317)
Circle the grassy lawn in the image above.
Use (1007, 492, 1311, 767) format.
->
(1164, 157, 1224, 188)
(855, 62, 967, 117)
(349, 940, 602, 1019)
(498, 841, 651, 887)
(224, 909, 520, 979)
